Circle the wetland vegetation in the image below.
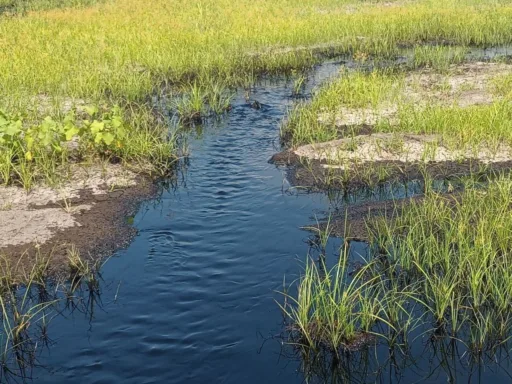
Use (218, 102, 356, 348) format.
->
(3, 0, 512, 381)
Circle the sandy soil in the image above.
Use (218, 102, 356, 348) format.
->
(294, 133, 512, 166)
(0, 164, 156, 275)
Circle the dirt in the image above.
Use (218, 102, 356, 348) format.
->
(271, 149, 512, 192)
(0, 164, 157, 278)
(315, 196, 423, 241)
(293, 133, 512, 165)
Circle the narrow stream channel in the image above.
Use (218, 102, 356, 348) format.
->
(31, 50, 512, 383)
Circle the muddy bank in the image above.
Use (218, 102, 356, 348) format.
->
(272, 149, 512, 192)
(0, 165, 157, 278)
(314, 196, 421, 241)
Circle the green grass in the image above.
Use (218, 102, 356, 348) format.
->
(410, 45, 467, 71)
(2, 0, 512, 186)
(283, 70, 402, 145)
(283, 175, 512, 355)
(0, 0, 103, 14)
(0, 104, 176, 189)
(2, 0, 512, 111)
(284, 62, 512, 151)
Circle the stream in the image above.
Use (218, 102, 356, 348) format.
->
(28, 49, 512, 383)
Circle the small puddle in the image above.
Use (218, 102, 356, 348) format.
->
(19, 49, 512, 383)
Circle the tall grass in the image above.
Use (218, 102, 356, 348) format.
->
(2, 0, 512, 113)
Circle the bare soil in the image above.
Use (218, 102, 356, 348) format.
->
(294, 134, 512, 164)
(0, 164, 157, 277)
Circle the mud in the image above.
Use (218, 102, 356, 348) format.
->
(317, 196, 425, 241)
(0, 165, 157, 277)
(271, 149, 512, 192)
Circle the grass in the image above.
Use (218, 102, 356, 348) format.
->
(285, 62, 512, 146)
(2, 0, 512, 187)
(0, 246, 108, 380)
(3, 0, 512, 111)
(0, 0, 103, 15)
(279, 244, 383, 352)
(0, 103, 177, 189)
(282, 174, 512, 357)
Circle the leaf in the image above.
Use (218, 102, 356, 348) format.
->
(111, 116, 123, 129)
(5, 121, 21, 136)
(84, 106, 99, 117)
(63, 110, 75, 123)
(25, 135, 34, 150)
(25, 151, 33, 161)
(94, 132, 103, 144)
(90, 121, 105, 135)
(102, 132, 115, 146)
(65, 126, 80, 141)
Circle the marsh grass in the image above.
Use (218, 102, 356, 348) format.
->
(0, 0, 103, 15)
(279, 247, 384, 353)
(283, 175, 512, 360)
(3, 0, 512, 188)
(2, 0, 512, 111)
(409, 45, 467, 71)
(0, 103, 177, 189)
(0, 246, 109, 380)
(171, 80, 234, 124)
(284, 63, 512, 156)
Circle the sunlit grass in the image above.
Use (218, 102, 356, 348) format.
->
(2, 0, 512, 113)
(283, 175, 512, 355)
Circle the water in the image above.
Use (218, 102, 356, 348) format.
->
(22, 56, 512, 383)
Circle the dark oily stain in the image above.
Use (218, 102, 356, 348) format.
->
(1, 176, 157, 279)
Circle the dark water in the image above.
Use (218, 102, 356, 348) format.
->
(25, 55, 512, 383)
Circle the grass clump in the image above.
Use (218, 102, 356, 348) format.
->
(283, 175, 512, 357)
(409, 45, 467, 71)
(369, 175, 512, 344)
(279, 246, 383, 352)
(283, 70, 401, 145)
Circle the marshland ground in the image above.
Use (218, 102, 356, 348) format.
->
(3, 0, 512, 381)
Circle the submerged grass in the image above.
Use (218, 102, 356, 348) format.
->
(0, 247, 108, 380)
(283, 174, 512, 357)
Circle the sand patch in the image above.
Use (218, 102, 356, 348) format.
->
(0, 164, 139, 249)
(294, 133, 512, 166)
